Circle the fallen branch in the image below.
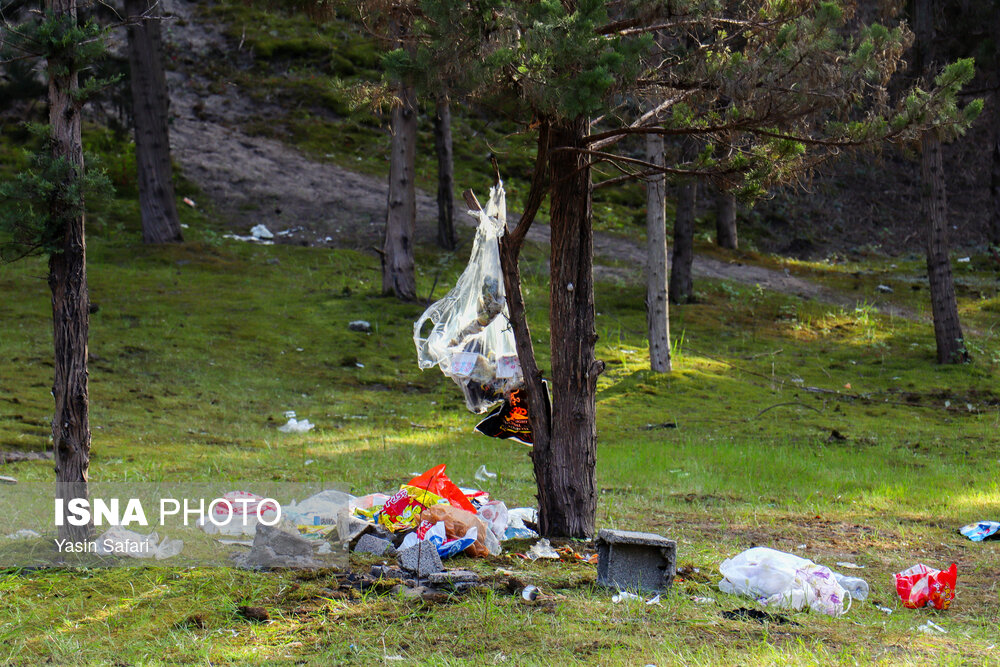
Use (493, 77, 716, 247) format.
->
(753, 401, 822, 419)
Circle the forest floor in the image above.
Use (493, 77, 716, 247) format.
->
(1, 2, 999, 665)
(0, 225, 998, 665)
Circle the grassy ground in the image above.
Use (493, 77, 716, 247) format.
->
(1, 182, 999, 663)
(2, 3, 1000, 660)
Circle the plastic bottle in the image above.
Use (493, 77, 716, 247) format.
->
(833, 572, 870, 601)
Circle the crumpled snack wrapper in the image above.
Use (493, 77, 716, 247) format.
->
(377, 486, 447, 531)
(894, 562, 957, 610)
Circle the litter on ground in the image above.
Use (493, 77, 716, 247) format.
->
(959, 521, 1000, 541)
(894, 562, 957, 609)
(718, 547, 869, 616)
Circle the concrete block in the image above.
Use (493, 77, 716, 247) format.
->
(596, 529, 676, 594)
(397, 540, 444, 577)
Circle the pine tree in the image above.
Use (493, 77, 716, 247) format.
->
(1, 1, 114, 541)
(368, 0, 981, 536)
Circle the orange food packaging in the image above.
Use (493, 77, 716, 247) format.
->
(421, 504, 491, 558)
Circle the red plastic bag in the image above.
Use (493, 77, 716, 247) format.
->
(894, 562, 957, 609)
(407, 465, 477, 513)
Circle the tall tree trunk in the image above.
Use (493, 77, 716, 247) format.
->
(645, 134, 671, 372)
(991, 125, 1000, 246)
(125, 0, 183, 244)
(47, 0, 92, 543)
(922, 133, 969, 363)
(381, 81, 417, 300)
(913, 0, 968, 364)
(669, 172, 697, 304)
(433, 93, 456, 251)
(715, 188, 738, 249)
(533, 117, 601, 538)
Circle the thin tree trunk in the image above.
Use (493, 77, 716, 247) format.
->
(125, 0, 183, 244)
(495, 123, 552, 534)
(715, 188, 738, 249)
(913, 0, 968, 363)
(990, 125, 1000, 246)
(382, 81, 417, 300)
(645, 133, 671, 372)
(433, 93, 456, 251)
(922, 133, 969, 363)
(47, 0, 92, 543)
(534, 117, 601, 538)
(669, 172, 697, 304)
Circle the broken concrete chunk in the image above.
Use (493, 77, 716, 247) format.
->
(397, 540, 444, 577)
(427, 570, 481, 586)
(342, 515, 377, 549)
(234, 524, 321, 569)
(595, 529, 676, 594)
(354, 534, 396, 557)
(370, 565, 410, 581)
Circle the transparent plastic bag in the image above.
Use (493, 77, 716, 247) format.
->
(719, 547, 852, 617)
(414, 182, 522, 412)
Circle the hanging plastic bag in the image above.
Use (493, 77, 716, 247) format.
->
(718, 547, 852, 617)
(414, 182, 522, 413)
(475, 385, 548, 446)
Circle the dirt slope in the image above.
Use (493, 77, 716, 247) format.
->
(160, 0, 915, 321)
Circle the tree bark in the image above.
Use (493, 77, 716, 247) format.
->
(669, 172, 697, 304)
(645, 133, 671, 372)
(125, 0, 183, 244)
(534, 117, 600, 538)
(991, 126, 1000, 246)
(494, 123, 552, 534)
(913, 0, 968, 364)
(715, 188, 738, 249)
(433, 93, 456, 251)
(381, 81, 417, 300)
(46, 0, 92, 543)
(922, 133, 969, 363)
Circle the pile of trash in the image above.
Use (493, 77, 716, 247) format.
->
(168, 464, 540, 574)
(348, 464, 539, 565)
(714, 546, 959, 619)
(717, 547, 869, 617)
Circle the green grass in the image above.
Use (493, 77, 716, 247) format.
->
(1, 210, 999, 663)
(3, 6, 1000, 660)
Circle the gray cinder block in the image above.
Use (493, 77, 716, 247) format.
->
(596, 529, 676, 594)
(397, 540, 444, 577)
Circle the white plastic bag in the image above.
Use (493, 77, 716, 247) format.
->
(718, 547, 851, 616)
(283, 489, 355, 526)
(413, 182, 522, 413)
